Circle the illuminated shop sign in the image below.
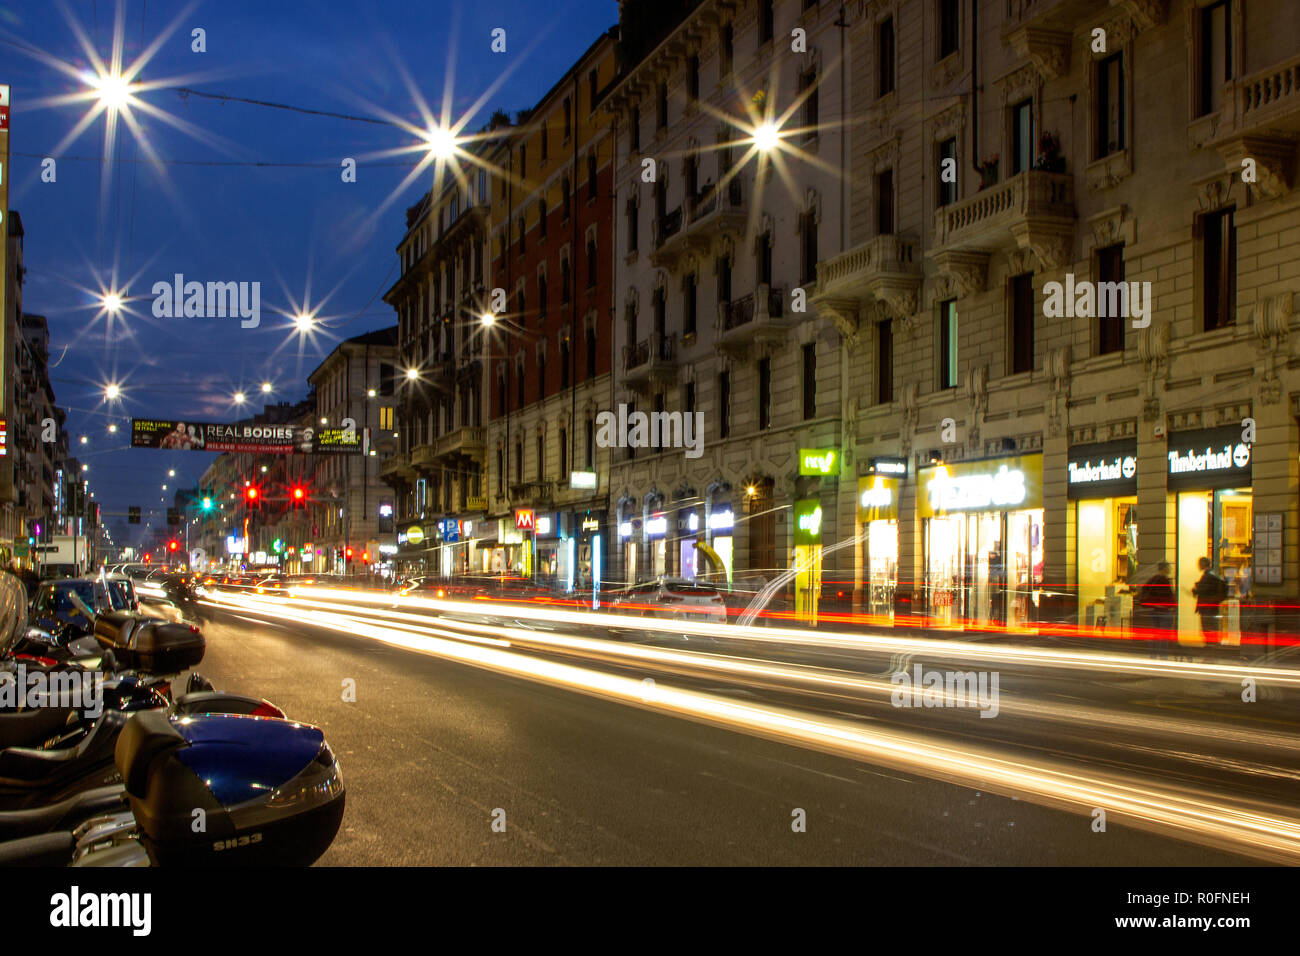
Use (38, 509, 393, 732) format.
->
(569, 471, 598, 489)
(406, 525, 424, 545)
(708, 509, 734, 532)
(644, 514, 668, 537)
(1067, 439, 1138, 500)
(515, 509, 535, 531)
(618, 521, 633, 538)
(582, 516, 601, 533)
(857, 476, 899, 522)
(918, 454, 1043, 517)
(1166, 426, 1252, 490)
(869, 456, 907, 476)
(793, 499, 823, 546)
(798, 448, 839, 476)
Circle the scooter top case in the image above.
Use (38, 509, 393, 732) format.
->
(117, 710, 344, 866)
(93, 612, 205, 675)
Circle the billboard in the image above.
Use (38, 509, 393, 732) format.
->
(132, 419, 362, 454)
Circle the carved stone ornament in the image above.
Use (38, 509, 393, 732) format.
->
(1253, 292, 1295, 404)
(1007, 27, 1071, 82)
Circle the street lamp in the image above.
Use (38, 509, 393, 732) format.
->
(234, 392, 246, 404)
(367, 388, 376, 398)
(104, 383, 121, 401)
(405, 367, 420, 381)
(108, 424, 117, 433)
(80, 436, 88, 445)
(423, 124, 458, 160)
(101, 292, 123, 314)
(261, 382, 273, 393)
(168, 469, 176, 477)
(320, 417, 328, 426)
(480, 312, 495, 328)
(294, 312, 315, 332)
(752, 123, 781, 151)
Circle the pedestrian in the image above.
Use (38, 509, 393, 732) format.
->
(1192, 556, 1227, 645)
(1132, 562, 1176, 657)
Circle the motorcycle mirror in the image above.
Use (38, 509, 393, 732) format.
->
(186, 672, 214, 693)
(24, 626, 57, 646)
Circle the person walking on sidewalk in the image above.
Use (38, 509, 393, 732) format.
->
(1192, 557, 1227, 645)
(1133, 562, 1176, 657)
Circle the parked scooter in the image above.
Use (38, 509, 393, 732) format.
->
(0, 709, 345, 866)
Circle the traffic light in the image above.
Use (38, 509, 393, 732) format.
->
(144, 553, 152, 564)
(345, 548, 353, 559)
(128, 506, 141, 525)
(362, 551, 370, 563)
(291, 485, 306, 507)
(245, 486, 260, 507)
(168, 540, 179, 552)
(201, 496, 213, 512)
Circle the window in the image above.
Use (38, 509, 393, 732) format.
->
(757, 232, 773, 286)
(516, 364, 526, 410)
(938, 0, 959, 59)
(1198, 0, 1232, 117)
(538, 274, 548, 318)
(1096, 244, 1125, 355)
(563, 97, 572, 139)
(877, 18, 895, 97)
(587, 154, 597, 201)
(684, 273, 698, 337)
(478, 169, 487, 205)
(516, 218, 525, 256)
(588, 70, 598, 112)
(380, 406, 394, 430)
(562, 177, 571, 221)
(876, 168, 894, 234)
(799, 69, 819, 135)
(561, 258, 571, 304)
(937, 298, 958, 389)
(802, 343, 816, 420)
(379, 362, 395, 396)
(685, 381, 696, 417)
(721, 24, 734, 76)
(717, 254, 732, 305)
(516, 288, 526, 324)
(520, 143, 527, 177)
(759, 0, 774, 44)
(688, 55, 700, 102)
(653, 287, 666, 338)
(876, 321, 893, 404)
(559, 428, 568, 478)
(586, 238, 597, 289)
(799, 212, 818, 285)
(585, 418, 595, 469)
(937, 138, 957, 206)
(1010, 272, 1035, 374)
(560, 338, 570, 389)
(758, 358, 772, 430)
(540, 120, 548, 162)
(1200, 207, 1237, 332)
(514, 441, 522, 482)
(537, 354, 546, 403)
(586, 326, 597, 379)
(626, 199, 639, 252)
(657, 83, 668, 129)
(497, 372, 506, 416)
(625, 301, 638, 348)
(627, 402, 636, 460)
(719, 371, 731, 439)
(539, 198, 548, 238)
(537, 435, 544, 481)
(1011, 98, 1033, 175)
(685, 152, 698, 203)
(1095, 52, 1125, 159)
(631, 106, 641, 152)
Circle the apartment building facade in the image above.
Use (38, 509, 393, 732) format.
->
(484, 28, 619, 589)
(805, 0, 1300, 637)
(604, 0, 848, 599)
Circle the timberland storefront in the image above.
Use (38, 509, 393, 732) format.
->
(1067, 439, 1138, 632)
(919, 454, 1045, 629)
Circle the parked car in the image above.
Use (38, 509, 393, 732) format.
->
(608, 577, 728, 622)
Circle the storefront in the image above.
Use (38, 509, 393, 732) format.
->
(493, 514, 527, 574)
(675, 506, 702, 579)
(644, 510, 668, 578)
(858, 469, 900, 619)
(574, 509, 605, 596)
(793, 497, 825, 622)
(919, 453, 1044, 629)
(703, 499, 735, 584)
(533, 512, 562, 586)
(1068, 439, 1138, 631)
(1167, 425, 1253, 640)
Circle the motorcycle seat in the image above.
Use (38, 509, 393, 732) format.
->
(0, 784, 125, 841)
(0, 707, 77, 751)
(0, 710, 127, 784)
(0, 830, 74, 866)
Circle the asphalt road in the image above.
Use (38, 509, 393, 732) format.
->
(183, 603, 1258, 866)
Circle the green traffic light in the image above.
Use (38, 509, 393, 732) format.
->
(201, 497, 213, 511)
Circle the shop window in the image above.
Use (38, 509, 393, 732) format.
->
(1199, 207, 1236, 332)
(1096, 244, 1125, 354)
(937, 298, 958, 389)
(1075, 498, 1138, 631)
(1176, 489, 1252, 640)
(1010, 272, 1035, 374)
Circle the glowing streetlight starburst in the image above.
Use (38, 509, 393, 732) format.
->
(422, 124, 460, 161)
(102, 292, 123, 314)
(752, 123, 781, 151)
(104, 383, 122, 401)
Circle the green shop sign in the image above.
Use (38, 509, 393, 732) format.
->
(798, 448, 839, 476)
(793, 498, 824, 546)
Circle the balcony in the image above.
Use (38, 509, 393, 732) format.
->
(813, 236, 921, 337)
(434, 426, 486, 461)
(650, 181, 746, 270)
(1208, 53, 1300, 199)
(931, 170, 1075, 278)
(648, 207, 684, 266)
(379, 452, 416, 485)
(1003, 0, 1114, 33)
(716, 285, 789, 356)
(410, 443, 438, 472)
(623, 332, 679, 392)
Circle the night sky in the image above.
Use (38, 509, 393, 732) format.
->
(2, 0, 616, 544)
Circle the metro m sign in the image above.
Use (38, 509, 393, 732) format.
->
(515, 508, 535, 531)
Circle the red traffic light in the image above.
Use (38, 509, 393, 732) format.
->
(144, 554, 152, 563)
(168, 540, 179, 552)
(293, 486, 305, 500)
(346, 548, 353, 558)
(246, 487, 259, 501)
(362, 551, 370, 563)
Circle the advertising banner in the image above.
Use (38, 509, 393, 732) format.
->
(917, 454, 1044, 518)
(132, 419, 362, 454)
